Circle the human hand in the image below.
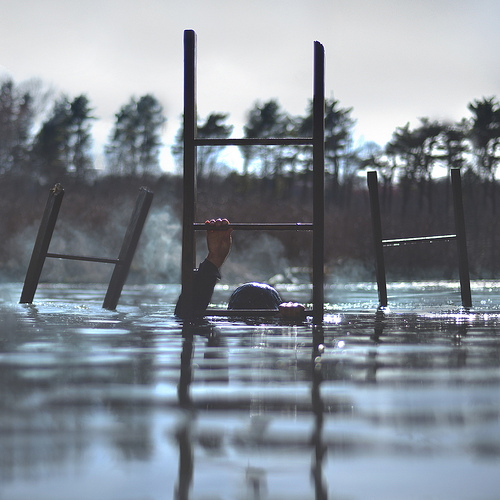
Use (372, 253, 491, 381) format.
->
(206, 218, 233, 269)
(279, 302, 307, 322)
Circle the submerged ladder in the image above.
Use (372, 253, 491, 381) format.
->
(181, 30, 325, 323)
(20, 184, 153, 310)
(367, 169, 472, 308)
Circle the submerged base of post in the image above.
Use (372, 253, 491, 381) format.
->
(103, 187, 154, 310)
(20, 184, 65, 304)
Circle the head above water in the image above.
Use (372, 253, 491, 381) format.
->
(228, 282, 282, 310)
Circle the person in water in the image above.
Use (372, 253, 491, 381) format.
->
(175, 218, 305, 320)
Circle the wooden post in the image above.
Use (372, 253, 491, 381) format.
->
(312, 41, 325, 325)
(102, 187, 154, 310)
(367, 171, 388, 307)
(451, 168, 472, 308)
(181, 29, 197, 319)
(20, 184, 64, 304)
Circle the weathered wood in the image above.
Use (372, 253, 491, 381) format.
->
(20, 184, 64, 304)
(193, 222, 313, 231)
(451, 168, 472, 308)
(367, 168, 472, 308)
(181, 31, 325, 322)
(181, 29, 197, 319)
(367, 171, 388, 307)
(312, 40, 325, 325)
(103, 187, 154, 310)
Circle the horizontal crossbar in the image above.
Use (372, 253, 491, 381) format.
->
(193, 222, 313, 231)
(204, 308, 313, 317)
(194, 137, 314, 146)
(382, 234, 457, 247)
(46, 252, 119, 265)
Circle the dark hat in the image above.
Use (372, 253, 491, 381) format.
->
(228, 282, 282, 310)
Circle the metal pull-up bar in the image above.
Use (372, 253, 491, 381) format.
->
(181, 29, 325, 323)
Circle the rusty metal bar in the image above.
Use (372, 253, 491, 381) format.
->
(382, 234, 457, 247)
(312, 40, 325, 325)
(193, 222, 313, 231)
(451, 168, 472, 308)
(367, 171, 388, 307)
(194, 137, 313, 146)
(181, 29, 197, 320)
(46, 253, 119, 264)
(103, 187, 154, 310)
(20, 184, 65, 304)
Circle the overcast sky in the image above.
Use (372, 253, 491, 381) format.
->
(1, 0, 499, 171)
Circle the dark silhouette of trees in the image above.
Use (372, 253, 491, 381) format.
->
(240, 99, 294, 177)
(467, 97, 500, 210)
(171, 112, 233, 176)
(69, 95, 95, 180)
(32, 94, 95, 182)
(105, 94, 166, 176)
(0, 78, 46, 175)
(296, 98, 357, 204)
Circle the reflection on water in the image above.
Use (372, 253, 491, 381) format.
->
(0, 281, 500, 499)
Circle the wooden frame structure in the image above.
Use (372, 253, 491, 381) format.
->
(367, 168, 472, 308)
(20, 184, 153, 310)
(181, 29, 325, 323)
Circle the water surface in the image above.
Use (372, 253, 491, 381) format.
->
(0, 281, 499, 499)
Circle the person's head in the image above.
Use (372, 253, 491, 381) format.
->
(228, 282, 282, 310)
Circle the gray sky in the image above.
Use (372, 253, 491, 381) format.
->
(1, 0, 499, 171)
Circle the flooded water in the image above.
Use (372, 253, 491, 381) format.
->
(1, 280, 500, 499)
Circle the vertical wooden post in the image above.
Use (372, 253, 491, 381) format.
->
(20, 184, 64, 304)
(451, 168, 472, 308)
(103, 187, 154, 310)
(181, 29, 197, 319)
(367, 171, 388, 308)
(312, 41, 325, 325)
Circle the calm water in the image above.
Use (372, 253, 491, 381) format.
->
(1, 281, 500, 500)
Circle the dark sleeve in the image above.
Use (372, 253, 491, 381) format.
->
(174, 259, 221, 318)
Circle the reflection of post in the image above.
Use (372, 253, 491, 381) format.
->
(311, 326, 328, 499)
(175, 325, 195, 500)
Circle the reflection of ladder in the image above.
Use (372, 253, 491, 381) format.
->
(20, 184, 153, 309)
(367, 169, 472, 308)
(181, 30, 325, 323)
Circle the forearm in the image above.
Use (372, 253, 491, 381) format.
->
(174, 259, 221, 318)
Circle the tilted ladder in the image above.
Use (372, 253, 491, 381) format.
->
(367, 168, 472, 308)
(181, 30, 325, 323)
(20, 184, 153, 310)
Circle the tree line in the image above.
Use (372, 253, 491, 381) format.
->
(1, 76, 499, 207)
(0, 78, 166, 183)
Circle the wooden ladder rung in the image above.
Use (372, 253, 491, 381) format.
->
(193, 222, 314, 231)
(46, 253, 120, 265)
(382, 234, 457, 247)
(194, 137, 313, 146)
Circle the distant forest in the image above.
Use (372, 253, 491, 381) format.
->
(1, 77, 500, 284)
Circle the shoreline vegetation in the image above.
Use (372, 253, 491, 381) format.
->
(1, 77, 499, 285)
(1, 171, 499, 285)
